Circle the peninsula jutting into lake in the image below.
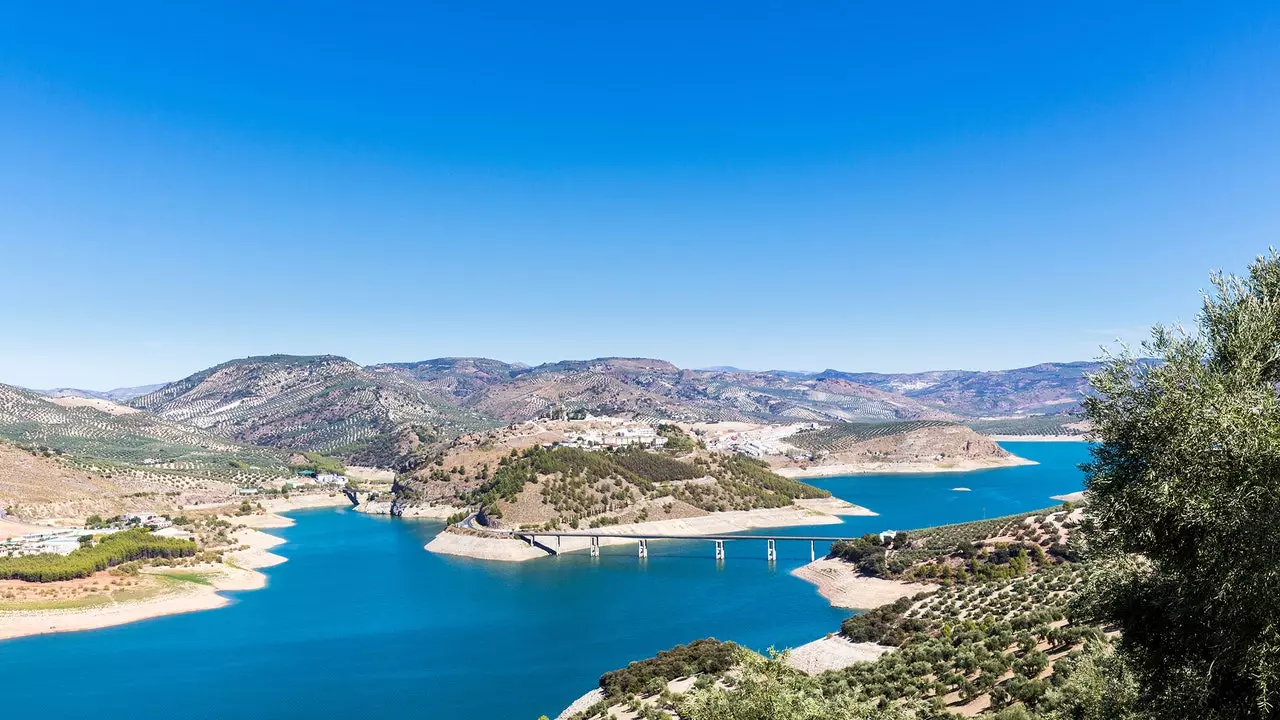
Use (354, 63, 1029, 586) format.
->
(4, 4, 1274, 718)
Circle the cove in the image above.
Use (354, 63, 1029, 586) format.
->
(0, 442, 1089, 720)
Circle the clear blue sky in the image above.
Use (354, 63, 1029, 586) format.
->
(2, 2, 1278, 389)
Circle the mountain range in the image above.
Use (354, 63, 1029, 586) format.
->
(13, 354, 1099, 468)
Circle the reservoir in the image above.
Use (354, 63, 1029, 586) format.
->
(0, 442, 1089, 719)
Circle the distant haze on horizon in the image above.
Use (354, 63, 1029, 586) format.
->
(2, 2, 1277, 388)
(27, 351, 1108, 394)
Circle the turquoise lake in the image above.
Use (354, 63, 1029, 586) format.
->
(0, 442, 1090, 719)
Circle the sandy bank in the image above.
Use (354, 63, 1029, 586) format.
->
(0, 516, 52, 540)
(988, 434, 1089, 442)
(425, 531, 549, 562)
(261, 493, 351, 512)
(228, 512, 295, 529)
(794, 497, 877, 516)
(0, 526, 288, 641)
(785, 634, 894, 675)
(0, 558, 271, 641)
(1050, 491, 1086, 503)
(774, 455, 1035, 480)
(792, 557, 932, 610)
(228, 527, 288, 569)
(426, 504, 846, 562)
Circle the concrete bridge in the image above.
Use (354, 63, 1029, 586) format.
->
(499, 528, 858, 562)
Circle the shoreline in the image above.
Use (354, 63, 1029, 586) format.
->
(790, 557, 932, 610)
(0, 514, 294, 641)
(988, 434, 1089, 442)
(353, 500, 466, 519)
(425, 501, 867, 563)
(774, 455, 1036, 480)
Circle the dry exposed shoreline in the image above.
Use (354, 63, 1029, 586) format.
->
(987, 434, 1089, 442)
(774, 455, 1036, 480)
(791, 557, 932, 610)
(426, 498, 874, 562)
(0, 513, 297, 641)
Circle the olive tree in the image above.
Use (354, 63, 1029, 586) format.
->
(677, 650, 915, 720)
(1080, 251, 1280, 718)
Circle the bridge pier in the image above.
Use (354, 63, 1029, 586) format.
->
(714, 539, 724, 561)
(638, 538, 648, 559)
(810, 540, 815, 563)
(590, 536, 600, 557)
(767, 539, 777, 563)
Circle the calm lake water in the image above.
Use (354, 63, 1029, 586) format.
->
(0, 442, 1090, 719)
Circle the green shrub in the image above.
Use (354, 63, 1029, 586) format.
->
(0, 529, 197, 582)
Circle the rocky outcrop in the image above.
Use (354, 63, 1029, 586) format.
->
(772, 425, 1034, 478)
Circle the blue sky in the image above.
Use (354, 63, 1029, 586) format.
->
(2, 2, 1278, 389)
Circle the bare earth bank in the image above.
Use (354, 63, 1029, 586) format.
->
(986, 434, 1089, 442)
(775, 455, 1036, 480)
(791, 557, 932, 610)
(0, 518, 292, 641)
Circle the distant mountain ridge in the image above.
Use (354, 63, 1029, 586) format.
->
(40, 383, 168, 403)
(823, 361, 1104, 417)
(12, 354, 1102, 468)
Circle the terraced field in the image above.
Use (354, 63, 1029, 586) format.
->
(572, 506, 1104, 720)
(965, 415, 1089, 437)
(830, 566, 1102, 715)
(783, 420, 958, 453)
(0, 383, 292, 496)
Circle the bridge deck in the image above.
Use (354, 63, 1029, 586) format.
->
(503, 532, 857, 542)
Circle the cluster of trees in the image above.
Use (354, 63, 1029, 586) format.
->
(670, 455, 830, 513)
(611, 448, 702, 483)
(463, 446, 658, 520)
(655, 423, 697, 452)
(667, 253, 1280, 719)
(596, 639, 740, 700)
(785, 420, 955, 453)
(460, 444, 831, 525)
(830, 534, 893, 576)
(289, 452, 346, 476)
(679, 649, 919, 720)
(1075, 252, 1280, 719)
(0, 529, 196, 582)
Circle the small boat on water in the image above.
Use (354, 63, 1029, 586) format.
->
(951, 487, 971, 492)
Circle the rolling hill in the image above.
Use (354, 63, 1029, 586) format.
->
(130, 354, 496, 466)
(0, 382, 294, 515)
(106, 355, 1104, 470)
(376, 357, 957, 424)
(40, 384, 168, 403)
(824, 362, 1104, 417)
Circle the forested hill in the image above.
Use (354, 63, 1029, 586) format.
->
(424, 444, 829, 530)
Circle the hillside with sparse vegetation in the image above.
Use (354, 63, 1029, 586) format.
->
(130, 354, 496, 467)
(0, 383, 296, 516)
(424, 444, 828, 530)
